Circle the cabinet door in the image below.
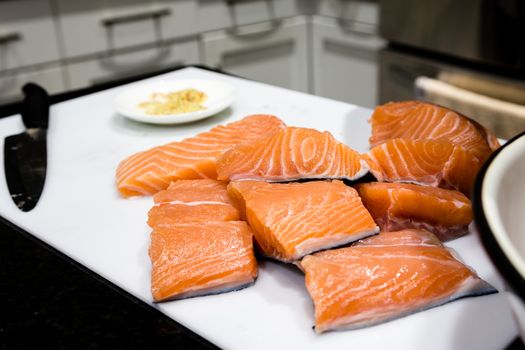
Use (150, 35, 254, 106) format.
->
(316, 0, 379, 25)
(196, 0, 302, 33)
(66, 39, 199, 90)
(55, 0, 197, 59)
(311, 16, 384, 108)
(202, 17, 309, 92)
(0, 66, 67, 104)
(0, 0, 61, 70)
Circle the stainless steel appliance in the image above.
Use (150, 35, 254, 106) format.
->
(378, 0, 525, 138)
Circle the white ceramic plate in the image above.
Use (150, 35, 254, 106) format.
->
(114, 79, 234, 124)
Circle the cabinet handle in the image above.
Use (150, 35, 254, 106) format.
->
(0, 32, 22, 45)
(225, 0, 257, 4)
(225, 0, 281, 36)
(337, 18, 377, 36)
(101, 8, 171, 27)
(226, 19, 282, 36)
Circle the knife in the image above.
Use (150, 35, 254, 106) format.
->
(4, 83, 50, 212)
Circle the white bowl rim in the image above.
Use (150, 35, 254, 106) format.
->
(474, 131, 525, 300)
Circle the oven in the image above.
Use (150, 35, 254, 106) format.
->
(378, 0, 525, 139)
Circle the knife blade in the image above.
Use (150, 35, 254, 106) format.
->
(4, 83, 49, 212)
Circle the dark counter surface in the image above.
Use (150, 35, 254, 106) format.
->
(0, 216, 217, 349)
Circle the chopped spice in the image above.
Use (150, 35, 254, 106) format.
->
(138, 89, 207, 115)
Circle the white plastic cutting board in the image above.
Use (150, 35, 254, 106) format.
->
(0, 67, 518, 349)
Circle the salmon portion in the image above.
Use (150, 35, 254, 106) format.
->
(227, 180, 379, 262)
(148, 179, 257, 301)
(116, 115, 286, 197)
(226, 180, 267, 221)
(355, 182, 472, 241)
(149, 221, 257, 302)
(355, 228, 443, 246)
(300, 229, 496, 333)
(365, 138, 481, 196)
(216, 127, 369, 182)
(148, 203, 240, 227)
(369, 101, 499, 160)
(148, 180, 240, 226)
(153, 179, 234, 205)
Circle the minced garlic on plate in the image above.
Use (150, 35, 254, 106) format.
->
(138, 89, 207, 115)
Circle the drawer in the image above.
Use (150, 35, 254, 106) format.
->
(66, 39, 199, 90)
(196, 0, 301, 33)
(0, 66, 67, 104)
(55, 0, 197, 59)
(312, 16, 384, 51)
(202, 17, 309, 92)
(316, 0, 379, 26)
(0, 0, 61, 70)
(311, 16, 385, 108)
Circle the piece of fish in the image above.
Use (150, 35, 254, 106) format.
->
(227, 180, 378, 262)
(300, 229, 497, 333)
(149, 221, 258, 302)
(148, 179, 240, 226)
(217, 127, 369, 182)
(225, 180, 267, 221)
(369, 101, 500, 160)
(355, 182, 472, 241)
(153, 179, 234, 204)
(365, 138, 481, 197)
(116, 114, 286, 197)
(148, 179, 257, 301)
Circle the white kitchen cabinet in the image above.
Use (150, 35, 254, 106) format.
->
(202, 17, 309, 92)
(54, 0, 197, 59)
(315, 0, 379, 26)
(196, 0, 303, 33)
(0, 1, 387, 105)
(66, 39, 200, 90)
(0, 65, 67, 104)
(311, 15, 384, 108)
(0, 0, 62, 70)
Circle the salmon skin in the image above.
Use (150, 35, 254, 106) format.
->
(149, 221, 258, 302)
(300, 229, 497, 333)
(227, 180, 378, 262)
(148, 179, 240, 227)
(116, 114, 286, 197)
(365, 138, 481, 197)
(369, 101, 499, 161)
(148, 179, 257, 302)
(355, 182, 472, 241)
(217, 127, 369, 182)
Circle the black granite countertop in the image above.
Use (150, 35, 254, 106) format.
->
(0, 216, 217, 349)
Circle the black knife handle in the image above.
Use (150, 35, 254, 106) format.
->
(21, 83, 49, 130)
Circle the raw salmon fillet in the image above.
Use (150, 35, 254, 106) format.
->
(365, 138, 481, 196)
(116, 114, 286, 197)
(227, 180, 378, 262)
(369, 101, 500, 160)
(355, 182, 472, 241)
(148, 180, 240, 227)
(225, 180, 267, 221)
(153, 179, 234, 204)
(149, 221, 257, 302)
(300, 229, 496, 333)
(216, 127, 369, 182)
